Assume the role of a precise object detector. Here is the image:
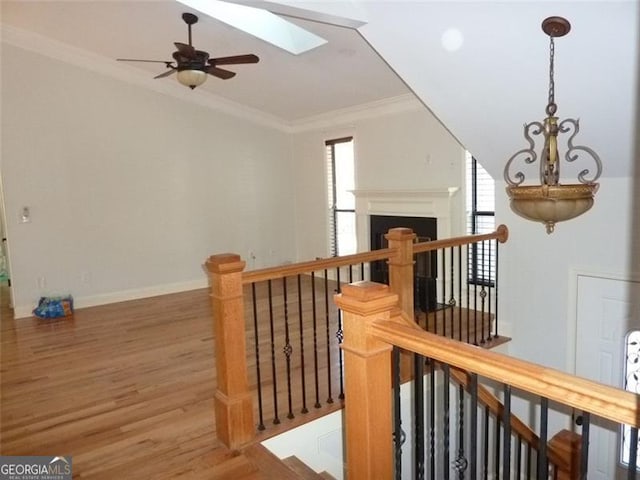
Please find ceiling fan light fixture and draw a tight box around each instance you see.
[177,69,207,89]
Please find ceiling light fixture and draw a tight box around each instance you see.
[504,16,602,234]
[177,68,207,89]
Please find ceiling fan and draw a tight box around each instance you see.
[117,12,259,89]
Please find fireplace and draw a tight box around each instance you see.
[369,215,438,311]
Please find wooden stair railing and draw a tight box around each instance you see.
[336,281,640,479]
[394,308,575,476]
[207,226,509,449]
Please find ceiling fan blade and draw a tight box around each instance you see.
[206,66,236,80]
[174,42,196,59]
[117,58,172,63]
[209,54,259,66]
[154,68,177,79]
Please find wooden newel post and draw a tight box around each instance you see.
[335,281,398,480]
[385,227,416,319]
[206,253,254,449]
[386,227,416,382]
[548,429,582,480]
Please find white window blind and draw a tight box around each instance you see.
[466,152,496,285]
[326,137,355,257]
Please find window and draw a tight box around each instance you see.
[621,330,640,468]
[466,152,495,285]
[326,137,356,256]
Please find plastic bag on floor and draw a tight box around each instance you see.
[33,295,74,318]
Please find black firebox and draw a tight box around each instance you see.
[369,215,438,312]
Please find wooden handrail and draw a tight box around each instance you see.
[242,224,508,285]
[371,320,640,428]
[413,224,508,254]
[242,248,396,284]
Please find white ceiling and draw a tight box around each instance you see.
[2,1,638,179]
[0,0,410,122]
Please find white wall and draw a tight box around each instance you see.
[1,45,296,317]
[291,106,465,262]
[497,176,636,371]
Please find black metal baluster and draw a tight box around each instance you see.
[282,277,294,419]
[430,359,436,480]
[458,245,463,342]
[311,272,321,409]
[267,280,280,424]
[494,416,501,479]
[393,347,403,480]
[443,363,451,480]
[466,244,471,344]
[516,437,522,480]
[628,426,638,480]
[360,262,365,281]
[494,240,500,338]
[480,241,487,344]
[502,385,512,479]
[454,383,467,479]
[487,240,493,342]
[470,373,478,479]
[335,267,344,400]
[579,411,590,480]
[473,260,479,345]
[483,406,490,480]
[537,397,549,480]
[441,249,446,337]
[251,283,265,430]
[415,353,425,480]
[448,246,455,339]
[296,275,308,414]
[324,270,333,404]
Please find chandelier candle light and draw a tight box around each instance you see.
[504,16,602,234]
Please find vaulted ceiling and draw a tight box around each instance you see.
[2,1,638,179]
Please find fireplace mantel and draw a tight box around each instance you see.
[352,187,460,251]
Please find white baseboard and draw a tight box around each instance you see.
[12,278,209,319]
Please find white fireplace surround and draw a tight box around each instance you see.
[352,187,460,252]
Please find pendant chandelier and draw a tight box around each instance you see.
[504,16,602,234]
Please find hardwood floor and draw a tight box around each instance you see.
[0,278,504,478]
[0,284,332,479]
[1,286,216,478]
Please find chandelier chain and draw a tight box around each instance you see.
[547,36,556,113]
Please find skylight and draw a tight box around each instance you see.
[176,0,327,55]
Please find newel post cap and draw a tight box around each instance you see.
[384,227,416,242]
[335,281,398,315]
[206,253,246,274]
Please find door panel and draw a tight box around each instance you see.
[575,274,640,479]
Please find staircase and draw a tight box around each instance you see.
[212,441,335,479]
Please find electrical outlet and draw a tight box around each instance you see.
[36,276,46,289]
[80,271,91,284]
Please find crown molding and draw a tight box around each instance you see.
[1,24,289,132]
[1,24,424,135]
[286,93,423,133]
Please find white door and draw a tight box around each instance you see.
[575,274,640,479]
